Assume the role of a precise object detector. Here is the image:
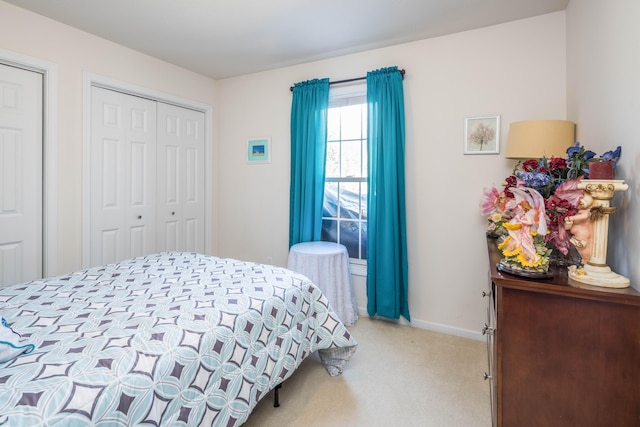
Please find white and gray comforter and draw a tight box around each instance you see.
[0,252,357,426]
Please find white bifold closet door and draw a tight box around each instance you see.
[0,63,43,287]
[90,86,157,266]
[90,86,204,267]
[156,102,205,253]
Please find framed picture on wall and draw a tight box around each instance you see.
[247,137,271,163]
[464,115,500,154]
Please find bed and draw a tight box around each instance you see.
[0,252,357,426]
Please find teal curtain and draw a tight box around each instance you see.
[289,78,330,247]
[366,66,410,321]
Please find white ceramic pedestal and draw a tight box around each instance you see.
[567,179,630,288]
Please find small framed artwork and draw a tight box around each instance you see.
[464,115,500,154]
[247,137,271,163]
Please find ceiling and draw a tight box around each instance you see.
[6,0,570,80]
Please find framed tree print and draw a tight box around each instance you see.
[464,115,500,154]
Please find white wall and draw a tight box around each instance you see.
[0,0,575,339]
[0,1,219,274]
[566,0,640,291]
[217,12,567,338]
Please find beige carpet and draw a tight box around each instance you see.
[243,317,492,427]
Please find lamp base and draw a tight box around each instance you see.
[568,264,630,288]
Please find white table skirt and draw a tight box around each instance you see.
[287,241,358,326]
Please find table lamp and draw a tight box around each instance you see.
[506,120,576,159]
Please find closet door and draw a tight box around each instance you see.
[0,64,42,286]
[90,86,157,266]
[156,103,205,253]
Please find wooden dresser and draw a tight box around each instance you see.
[484,237,640,427]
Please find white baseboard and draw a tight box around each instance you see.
[356,308,485,342]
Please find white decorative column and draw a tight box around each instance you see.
[568,179,630,288]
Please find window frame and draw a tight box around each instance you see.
[323,83,368,273]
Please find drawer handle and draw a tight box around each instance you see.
[483,372,493,380]
[482,323,494,336]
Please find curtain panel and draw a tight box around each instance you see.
[289,78,330,247]
[366,66,410,321]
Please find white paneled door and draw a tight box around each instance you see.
[0,63,43,287]
[90,86,157,266]
[157,103,205,253]
[89,86,205,267]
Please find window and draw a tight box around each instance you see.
[321,85,367,261]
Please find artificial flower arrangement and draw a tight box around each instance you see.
[481,142,621,274]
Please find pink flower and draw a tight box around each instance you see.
[480,187,501,215]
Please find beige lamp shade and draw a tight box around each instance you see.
[506,120,575,159]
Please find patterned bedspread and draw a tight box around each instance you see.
[0,252,357,426]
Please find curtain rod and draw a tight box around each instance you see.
[289,69,405,92]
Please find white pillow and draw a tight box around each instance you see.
[0,317,35,364]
